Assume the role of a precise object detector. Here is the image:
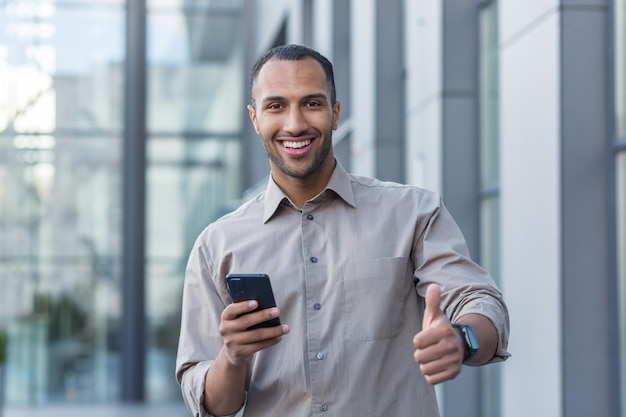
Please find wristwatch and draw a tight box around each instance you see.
[452,323,479,363]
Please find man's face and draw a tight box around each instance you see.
[248,57,340,181]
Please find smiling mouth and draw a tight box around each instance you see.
[282,139,312,149]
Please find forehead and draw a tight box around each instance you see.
[253,57,330,100]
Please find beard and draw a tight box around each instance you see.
[263,130,333,179]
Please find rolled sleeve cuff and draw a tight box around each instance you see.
[454,302,511,363]
[180,361,247,417]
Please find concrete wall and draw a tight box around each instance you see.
[499,3,562,416]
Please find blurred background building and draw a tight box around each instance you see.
[0,0,624,416]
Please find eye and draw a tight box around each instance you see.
[267,103,283,110]
[305,101,322,107]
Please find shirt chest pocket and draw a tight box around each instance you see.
[343,257,411,340]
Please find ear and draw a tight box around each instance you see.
[332,100,341,130]
[247,104,260,135]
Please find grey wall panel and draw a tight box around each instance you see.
[560,4,618,416]
[374,0,405,183]
[441,1,481,415]
[122,0,147,401]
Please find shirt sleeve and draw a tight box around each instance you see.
[175,232,246,416]
[413,193,511,362]
[178,360,247,417]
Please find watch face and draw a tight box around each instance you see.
[465,326,479,351]
[453,323,479,362]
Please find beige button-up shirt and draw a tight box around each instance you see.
[176,161,510,417]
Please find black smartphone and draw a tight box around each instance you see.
[225,273,281,329]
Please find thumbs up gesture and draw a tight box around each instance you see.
[413,284,464,385]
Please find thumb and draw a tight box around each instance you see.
[422,284,443,328]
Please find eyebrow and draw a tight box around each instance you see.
[261,93,329,104]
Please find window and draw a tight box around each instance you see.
[0,0,125,403]
[144,0,245,402]
[478,1,501,416]
[0,0,246,405]
[479,0,500,281]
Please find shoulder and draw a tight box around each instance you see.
[348,173,440,206]
[198,191,266,240]
[217,191,265,222]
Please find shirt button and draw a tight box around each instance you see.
[310,256,318,263]
[320,403,328,412]
[313,303,322,310]
[316,352,325,360]
[307,214,314,220]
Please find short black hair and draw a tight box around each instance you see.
[249,44,336,107]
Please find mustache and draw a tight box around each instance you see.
[275,132,316,140]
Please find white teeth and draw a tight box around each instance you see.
[283,140,311,149]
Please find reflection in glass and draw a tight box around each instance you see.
[145,2,245,402]
[478,2,501,417]
[479,1,499,191]
[480,196,501,284]
[0,1,124,405]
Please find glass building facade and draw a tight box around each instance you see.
[0,0,126,404]
[144,0,244,402]
[0,0,244,406]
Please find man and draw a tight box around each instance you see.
[176,44,510,417]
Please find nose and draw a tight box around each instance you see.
[284,107,308,135]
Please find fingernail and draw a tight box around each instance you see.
[248,300,257,308]
[270,307,279,317]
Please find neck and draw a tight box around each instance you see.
[272,158,336,209]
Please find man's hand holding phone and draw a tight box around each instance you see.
[221,273,290,366]
[219,300,289,366]
[204,277,289,417]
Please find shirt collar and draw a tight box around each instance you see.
[262,159,357,223]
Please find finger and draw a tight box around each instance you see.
[220,317,289,364]
[422,284,443,328]
[417,350,462,385]
[413,317,457,354]
[221,320,288,348]
[237,307,282,331]
[222,300,258,321]
[220,305,288,340]
[414,341,463,370]
[421,364,462,385]
[222,332,285,365]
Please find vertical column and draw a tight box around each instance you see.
[439,1,481,416]
[349,0,405,181]
[350,0,376,176]
[122,0,146,402]
[330,0,352,170]
[499,3,561,416]
[560,2,617,416]
[404,0,443,192]
[374,0,405,182]
[441,0,480,251]
[241,0,267,191]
